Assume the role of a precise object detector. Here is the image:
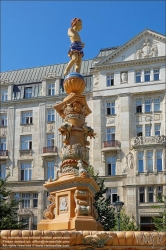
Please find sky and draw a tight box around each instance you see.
[1,0,166,72]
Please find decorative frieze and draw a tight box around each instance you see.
[131,135,166,147]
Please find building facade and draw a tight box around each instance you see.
[0,29,166,230]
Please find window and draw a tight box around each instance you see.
[24,87,32,98]
[0,114,7,126]
[47,109,55,122]
[0,138,6,150]
[21,135,32,150]
[107,75,114,86]
[33,193,38,207]
[157,186,163,200]
[138,152,144,173]
[155,124,161,136]
[145,99,151,112]
[47,161,54,179]
[21,163,32,181]
[21,111,33,124]
[154,69,159,81]
[154,98,160,111]
[107,188,117,204]
[139,187,145,203]
[48,83,55,96]
[136,125,142,136]
[135,71,141,83]
[47,133,54,147]
[107,156,116,176]
[145,125,151,137]
[148,187,154,202]
[0,164,6,179]
[22,193,30,208]
[106,127,115,141]
[157,150,162,172]
[136,100,142,113]
[14,193,20,200]
[1,89,8,101]
[144,70,150,82]
[147,151,153,172]
[107,102,115,115]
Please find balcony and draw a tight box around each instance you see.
[42,146,57,157]
[0,150,8,159]
[102,140,120,152]
[131,135,166,149]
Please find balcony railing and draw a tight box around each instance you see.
[103,140,120,148]
[0,150,8,156]
[43,146,57,154]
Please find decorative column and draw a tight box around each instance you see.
[145,186,148,203]
[38,73,102,231]
[144,149,147,174]
[38,191,45,222]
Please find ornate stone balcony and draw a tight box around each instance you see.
[0,150,8,159]
[131,135,166,148]
[102,140,121,152]
[42,146,57,157]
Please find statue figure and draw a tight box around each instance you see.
[77,159,87,178]
[58,121,72,145]
[64,18,84,75]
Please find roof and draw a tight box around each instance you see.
[0,59,95,85]
[95,46,119,58]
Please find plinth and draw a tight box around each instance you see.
[38,73,102,231]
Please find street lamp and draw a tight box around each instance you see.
[113,196,124,231]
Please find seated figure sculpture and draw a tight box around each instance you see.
[64,18,84,75]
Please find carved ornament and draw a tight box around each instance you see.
[83,232,114,248]
[136,38,158,59]
[131,135,166,147]
[43,195,55,219]
[123,152,134,172]
[59,144,89,162]
[59,196,68,213]
[74,189,90,216]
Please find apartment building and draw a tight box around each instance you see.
[0,29,165,230]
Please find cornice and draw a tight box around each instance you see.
[93,56,166,71]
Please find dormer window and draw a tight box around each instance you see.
[24,87,32,98]
[48,83,55,96]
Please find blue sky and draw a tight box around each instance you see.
[1,1,166,72]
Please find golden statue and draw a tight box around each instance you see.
[64,18,85,75]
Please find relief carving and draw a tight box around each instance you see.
[131,135,166,147]
[58,121,73,145]
[106,118,115,124]
[60,143,89,162]
[124,152,134,172]
[43,195,55,219]
[83,233,114,248]
[121,72,128,83]
[46,123,54,131]
[0,128,7,136]
[82,123,96,146]
[59,196,68,214]
[74,190,90,216]
[78,159,88,178]
[136,37,158,59]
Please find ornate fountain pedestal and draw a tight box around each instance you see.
[38,73,102,231]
